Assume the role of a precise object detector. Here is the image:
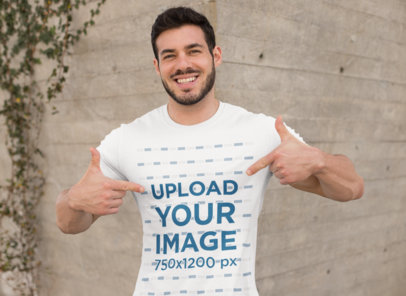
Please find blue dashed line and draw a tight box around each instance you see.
[144,248,151,252]
[197,173,205,176]
[137,163,144,166]
[243,272,252,277]
[141,191,148,195]
[161,147,168,151]
[244,156,254,160]
[177,147,186,151]
[234,171,243,175]
[170,161,177,165]
[173,276,179,280]
[163,175,170,179]
[153,162,161,165]
[224,157,232,161]
[179,174,187,178]
[214,144,223,148]
[243,243,251,247]
[144,220,151,224]
[234,200,242,203]
[158,276,164,280]
[144,148,152,151]
[197,291,205,294]
[205,159,214,163]
[147,176,154,180]
[215,289,223,293]
[180,291,187,294]
[206,275,214,279]
[189,275,197,279]
[234,288,242,292]
[164,292,171,295]
[142,278,149,282]
[243,214,252,217]
[234,142,243,146]
[224,273,232,277]
[196,146,204,150]
[215,172,223,176]
[187,160,195,164]
[244,185,253,189]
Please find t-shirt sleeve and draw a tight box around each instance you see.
[96,125,127,181]
[286,124,305,144]
[261,114,305,145]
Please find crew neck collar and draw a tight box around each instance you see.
[161,101,225,129]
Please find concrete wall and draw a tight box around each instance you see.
[1,0,405,295]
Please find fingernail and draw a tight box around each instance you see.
[246,169,252,176]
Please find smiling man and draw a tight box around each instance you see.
[56,6,364,296]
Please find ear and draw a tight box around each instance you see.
[212,46,222,67]
[153,58,160,75]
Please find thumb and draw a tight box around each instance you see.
[89,147,101,170]
[275,116,291,142]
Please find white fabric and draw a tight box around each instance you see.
[97,102,303,296]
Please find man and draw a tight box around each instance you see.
[56,6,364,296]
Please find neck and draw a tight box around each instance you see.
[167,94,219,126]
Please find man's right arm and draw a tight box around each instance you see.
[55,148,144,234]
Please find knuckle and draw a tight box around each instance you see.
[100,192,111,200]
[102,181,111,190]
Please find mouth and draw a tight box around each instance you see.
[173,74,199,90]
[176,76,197,84]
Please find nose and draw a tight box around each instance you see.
[175,52,191,71]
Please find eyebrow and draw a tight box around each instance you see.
[159,43,205,56]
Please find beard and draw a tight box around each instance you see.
[161,61,216,106]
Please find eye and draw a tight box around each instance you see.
[189,49,201,54]
[162,54,175,60]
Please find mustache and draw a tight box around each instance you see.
[170,68,200,79]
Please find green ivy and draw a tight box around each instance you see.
[0,0,106,294]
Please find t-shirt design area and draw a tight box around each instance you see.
[98,102,302,296]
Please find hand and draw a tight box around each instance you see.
[67,148,144,216]
[246,116,324,185]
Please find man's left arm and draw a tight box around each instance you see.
[246,116,364,202]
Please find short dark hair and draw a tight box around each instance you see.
[151,7,216,60]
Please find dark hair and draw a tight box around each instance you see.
[151,7,216,60]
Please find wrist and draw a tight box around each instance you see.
[312,147,327,176]
[66,186,84,213]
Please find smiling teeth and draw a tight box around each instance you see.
[177,77,196,84]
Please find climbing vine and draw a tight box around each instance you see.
[0,0,105,294]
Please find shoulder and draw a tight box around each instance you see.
[222,102,304,142]
[222,102,276,127]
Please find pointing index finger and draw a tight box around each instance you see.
[246,151,276,176]
[113,180,145,193]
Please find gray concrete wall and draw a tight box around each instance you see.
[1,0,405,295]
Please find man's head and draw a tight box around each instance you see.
[151,7,216,60]
[151,7,222,106]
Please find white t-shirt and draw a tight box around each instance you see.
[97,102,302,296]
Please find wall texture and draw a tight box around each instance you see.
[1,0,405,295]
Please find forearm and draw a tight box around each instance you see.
[313,152,364,201]
[56,189,98,234]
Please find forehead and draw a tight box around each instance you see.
[155,25,207,53]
